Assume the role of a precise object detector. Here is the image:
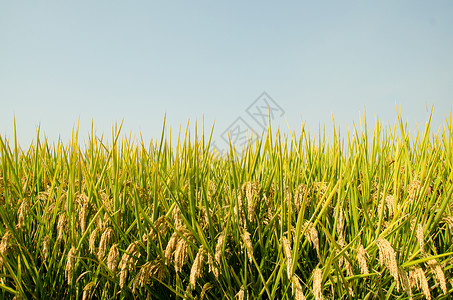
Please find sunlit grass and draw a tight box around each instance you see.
[0,111,452,299]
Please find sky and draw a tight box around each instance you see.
[1,1,452,151]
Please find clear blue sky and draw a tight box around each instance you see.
[1,1,452,149]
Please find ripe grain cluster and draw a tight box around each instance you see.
[0,114,452,299]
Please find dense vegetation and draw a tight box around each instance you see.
[0,114,452,299]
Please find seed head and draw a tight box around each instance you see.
[57,214,67,243]
[303,221,319,256]
[282,237,293,278]
[82,282,94,300]
[107,243,119,273]
[242,230,253,264]
[174,236,189,273]
[17,200,29,229]
[292,276,307,300]
[89,228,98,254]
[416,224,425,254]
[313,267,324,300]
[357,244,369,275]
[165,232,179,265]
[65,247,77,285]
[427,259,447,294]
[97,227,114,261]
[190,245,206,288]
[376,238,399,290]
[409,266,431,300]
[42,236,50,261]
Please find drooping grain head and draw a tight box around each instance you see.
[292,276,307,300]
[174,236,189,273]
[304,221,319,256]
[17,200,29,229]
[427,259,447,294]
[313,267,323,300]
[190,245,206,288]
[0,231,12,268]
[376,238,399,291]
[57,214,67,243]
[357,244,369,275]
[242,230,253,264]
[282,236,293,278]
[42,235,50,261]
[82,282,94,300]
[107,243,119,273]
[97,227,114,261]
[164,232,179,265]
[65,247,77,285]
[409,266,431,300]
[398,267,413,300]
[133,262,153,293]
[416,224,425,254]
[89,228,98,254]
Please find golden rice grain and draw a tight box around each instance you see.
[133,262,153,292]
[17,200,29,229]
[282,236,293,278]
[357,244,369,275]
[304,221,319,256]
[42,235,50,261]
[409,266,431,300]
[65,247,76,285]
[416,224,425,254]
[313,267,323,300]
[107,243,119,273]
[164,232,179,265]
[242,230,253,264]
[89,228,98,254]
[97,227,114,261]
[57,214,66,243]
[174,236,189,273]
[376,238,399,290]
[0,231,12,268]
[292,276,307,300]
[82,282,94,300]
[427,259,447,294]
[190,245,206,288]
[119,242,140,289]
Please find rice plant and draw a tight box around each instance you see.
[0,111,452,299]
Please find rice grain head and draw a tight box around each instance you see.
[164,232,179,265]
[313,267,324,300]
[409,266,431,300]
[304,221,319,256]
[107,243,119,273]
[357,244,369,275]
[242,230,253,264]
[376,238,399,291]
[89,228,98,254]
[0,231,12,268]
[97,227,114,261]
[190,245,206,288]
[174,235,189,273]
[82,282,94,300]
[42,235,50,261]
[282,236,293,278]
[292,276,307,300]
[17,200,29,229]
[399,267,413,300]
[65,247,77,285]
[57,214,67,243]
[119,242,140,289]
[427,259,447,294]
[133,262,153,292]
[416,224,425,254]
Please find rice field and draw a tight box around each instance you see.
[0,113,452,299]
